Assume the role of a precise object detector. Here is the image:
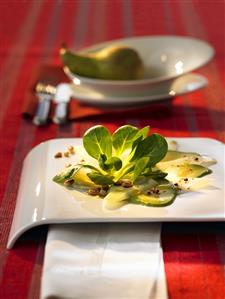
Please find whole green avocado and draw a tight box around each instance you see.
[60,44,144,80]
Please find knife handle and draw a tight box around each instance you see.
[53,102,68,124]
[33,100,51,126]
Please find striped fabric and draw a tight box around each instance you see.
[0,1,224,298]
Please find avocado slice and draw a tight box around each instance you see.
[134,177,159,192]
[159,150,216,167]
[130,185,176,207]
[104,178,176,209]
[53,166,96,187]
[103,186,130,210]
[163,163,212,178]
[160,150,201,162]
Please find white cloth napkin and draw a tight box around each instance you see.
[41,223,168,299]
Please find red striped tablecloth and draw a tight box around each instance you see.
[0,1,224,298]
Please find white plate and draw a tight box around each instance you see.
[7,138,224,249]
[65,35,214,97]
[69,73,207,107]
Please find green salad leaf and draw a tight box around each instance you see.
[132,126,150,143]
[131,133,168,166]
[98,154,122,171]
[87,173,114,185]
[83,125,112,159]
[82,125,168,185]
[133,157,150,182]
[105,156,123,171]
[112,125,138,155]
[112,125,150,156]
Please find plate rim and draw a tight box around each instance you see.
[68,73,207,107]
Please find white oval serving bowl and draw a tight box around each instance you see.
[64,35,214,97]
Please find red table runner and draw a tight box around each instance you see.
[0,1,224,299]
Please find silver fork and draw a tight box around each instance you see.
[33,83,56,126]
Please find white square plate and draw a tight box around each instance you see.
[7,138,225,248]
